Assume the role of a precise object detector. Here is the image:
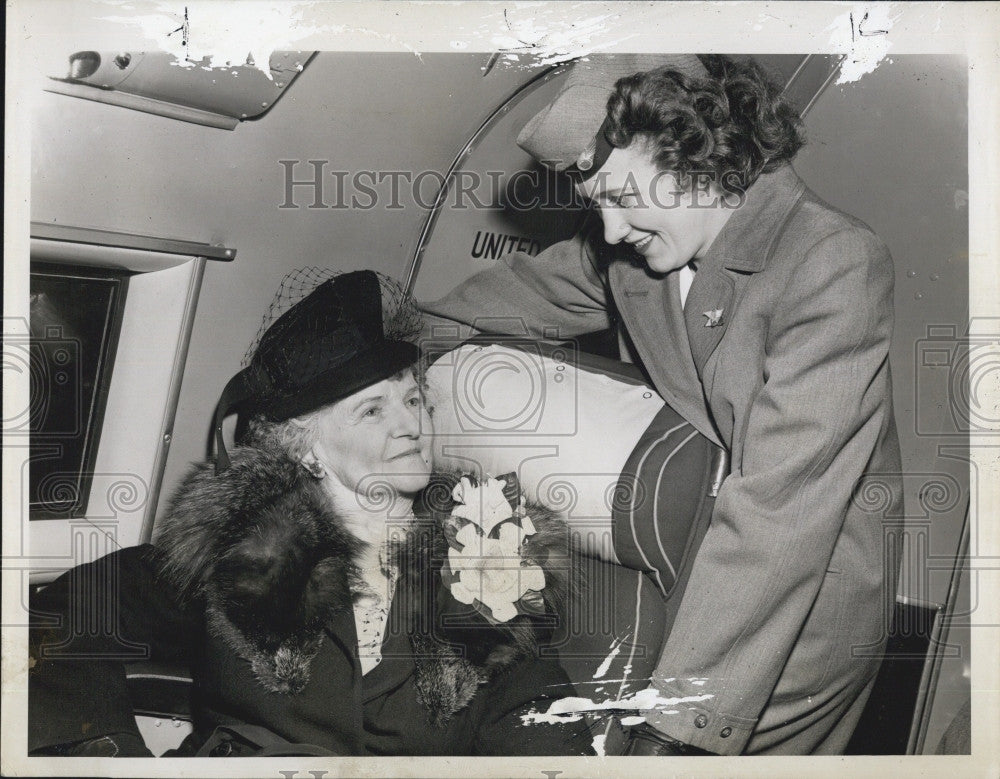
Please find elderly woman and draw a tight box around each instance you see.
[423,54,902,755]
[29,270,593,757]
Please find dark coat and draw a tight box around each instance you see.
[29,448,593,756]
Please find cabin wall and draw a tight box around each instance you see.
[30,52,537,517]
[794,54,969,752]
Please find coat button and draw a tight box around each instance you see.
[210,739,234,757]
[694,714,708,728]
[720,727,732,738]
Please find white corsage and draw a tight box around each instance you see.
[442,474,546,623]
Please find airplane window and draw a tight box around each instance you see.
[29,264,128,518]
[25,224,232,581]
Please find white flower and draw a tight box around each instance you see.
[447,517,545,623]
[451,476,515,537]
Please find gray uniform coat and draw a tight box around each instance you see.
[422,164,903,754]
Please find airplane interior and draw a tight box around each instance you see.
[16,42,974,760]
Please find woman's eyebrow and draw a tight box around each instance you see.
[349,394,385,412]
[593,183,633,202]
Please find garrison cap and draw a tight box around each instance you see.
[516,54,708,177]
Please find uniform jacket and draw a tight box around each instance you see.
[422,164,904,754]
[29,448,593,757]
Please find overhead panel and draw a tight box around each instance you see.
[46,50,316,129]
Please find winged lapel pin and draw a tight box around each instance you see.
[702,309,724,328]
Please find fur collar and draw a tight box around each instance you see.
[154,447,572,726]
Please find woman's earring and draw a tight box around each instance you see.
[301,455,325,480]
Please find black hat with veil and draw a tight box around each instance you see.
[212,269,422,473]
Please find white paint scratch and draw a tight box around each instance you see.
[574,676,648,686]
[520,687,714,725]
[593,636,626,679]
[91,2,653,75]
[492,10,618,65]
[97,1,427,77]
[828,4,902,84]
[472,4,639,68]
[100,1,326,76]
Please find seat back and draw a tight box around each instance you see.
[424,339,723,752]
[845,597,945,755]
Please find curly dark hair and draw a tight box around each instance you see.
[604,55,805,189]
